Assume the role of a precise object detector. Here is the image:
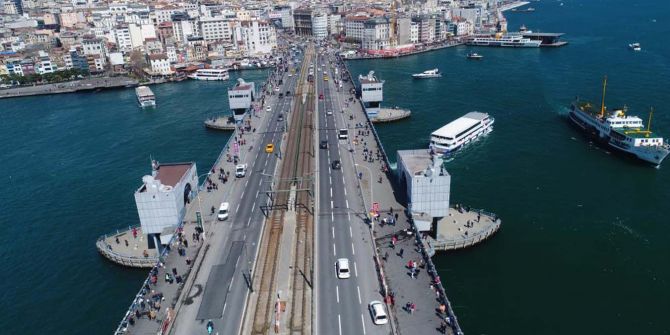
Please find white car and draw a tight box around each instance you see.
[335,258,350,279]
[266,106,271,112]
[217,202,229,221]
[326,110,333,115]
[235,164,247,178]
[368,301,389,325]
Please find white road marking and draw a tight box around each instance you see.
[345,199,349,208]
[331,212,334,221]
[247,217,251,227]
[352,243,355,255]
[344,187,347,196]
[236,203,240,212]
[361,314,367,335]
[332,227,335,239]
[329,176,332,185]
[354,262,358,277]
[241,190,245,198]
[357,286,362,304]
[222,302,227,315]
[333,243,336,256]
[349,226,353,238]
[330,187,333,197]
[235,255,240,268]
[336,285,340,303]
[338,314,342,335]
[229,276,235,290]
[331,200,334,208]
[245,180,248,187]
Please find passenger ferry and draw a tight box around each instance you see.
[412,69,441,79]
[135,86,156,108]
[465,33,542,48]
[569,77,669,166]
[188,68,229,81]
[430,112,494,154]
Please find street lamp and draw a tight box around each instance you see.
[195,172,212,240]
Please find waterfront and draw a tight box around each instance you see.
[0,70,268,334]
[347,0,670,333]
[0,0,669,334]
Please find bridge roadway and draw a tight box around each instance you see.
[168,49,303,335]
[314,50,392,335]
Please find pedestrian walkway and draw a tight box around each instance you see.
[334,58,461,334]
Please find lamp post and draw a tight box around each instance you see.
[195,172,212,240]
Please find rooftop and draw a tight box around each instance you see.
[398,149,449,177]
[431,112,489,138]
[154,162,193,187]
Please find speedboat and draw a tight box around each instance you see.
[629,43,641,51]
[467,52,483,60]
[412,68,441,79]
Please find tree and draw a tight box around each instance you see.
[129,50,147,78]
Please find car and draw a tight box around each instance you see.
[278,93,283,98]
[275,86,280,92]
[319,94,324,100]
[323,71,327,75]
[286,91,290,96]
[217,202,229,221]
[235,164,247,178]
[335,258,351,279]
[368,301,388,325]
[331,160,341,170]
[338,129,348,140]
[320,140,328,149]
[266,106,271,112]
[288,73,293,77]
[265,144,274,153]
[326,110,333,115]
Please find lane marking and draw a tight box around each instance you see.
[336,285,340,303]
[357,286,362,304]
[352,243,355,255]
[247,217,251,227]
[343,187,347,196]
[333,243,336,256]
[236,203,240,212]
[235,255,240,268]
[222,302,227,315]
[330,187,333,197]
[354,262,358,277]
[331,212,334,221]
[332,227,335,239]
[252,202,256,212]
[338,314,342,335]
[345,199,349,208]
[349,226,353,238]
[361,314,367,335]
[331,200,334,208]
[241,190,245,198]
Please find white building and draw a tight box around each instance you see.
[344,15,368,42]
[329,14,342,36]
[397,149,451,230]
[113,26,132,51]
[148,53,172,75]
[362,17,390,50]
[233,19,277,56]
[311,12,328,40]
[82,37,107,66]
[200,16,233,42]
[134,162,198,244]
[36,51,57,74]
[358,71,383,117]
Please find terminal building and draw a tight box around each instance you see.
[228,78,256,122]
[397,149,450,232]
[358,71,383,117]
[134,161,198,249]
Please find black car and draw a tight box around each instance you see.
[320,140,328,149]
[286,90,291,96]
[331,160,341,170]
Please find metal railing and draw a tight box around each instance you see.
[431,218,501,251]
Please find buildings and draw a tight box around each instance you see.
[362,17,390,50]
[293,7,313,36]
[312,12,328,40]
[233,19,276,56]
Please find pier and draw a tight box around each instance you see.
[204,116,237,131]
[371,107,411,123]
[0,76,138,99]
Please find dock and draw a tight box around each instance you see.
[370,107,411,123]
[0,76,138,99]
[204,115,237,130]
[96,225,158,268]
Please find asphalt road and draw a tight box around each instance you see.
[170,50,303,335]
[314,50,391,335]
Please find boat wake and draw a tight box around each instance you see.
[611,218,648,244]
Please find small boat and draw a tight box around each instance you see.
[629,43,641,51]
[412,68,441,79]
[467,52,484,60]
[136,86,156,108]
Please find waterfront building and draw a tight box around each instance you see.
[410,21,419,44]
[397,149,451,230]
[112,26,133,52]
[233,19,277,56]
[81,37,107,67]
[344,15,369,42]
[63,47,89,72]
[228,78,256,122]
[36,50,57,74]
[358,71,383,118]
[134,161,198,250]
[362,16,390,51]
[397,17,412,45]
[172,13,200,44]
[148,53,172,75]
[200,16,233,42]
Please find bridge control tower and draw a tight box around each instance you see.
[358,71,384,118]
[228,78,256,122]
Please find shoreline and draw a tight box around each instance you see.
[343,40,462,61]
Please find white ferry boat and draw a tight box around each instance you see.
[629,43,641,51]
[466,33,542,48]
[188,68,229,81]
[569,78,669,166]
[412,69,441,79]
[135,86,156,108]
[430,112,494,154]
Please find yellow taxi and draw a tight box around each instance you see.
[265,144,274,153]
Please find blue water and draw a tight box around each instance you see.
[0,70,268,334]
[346,0,670,333]
[1,0,669,333]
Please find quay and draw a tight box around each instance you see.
[343,40,462,60]
[499,1,530,12]
[0,76,138,99]
[204,115,236,131]
[96,225,158,268]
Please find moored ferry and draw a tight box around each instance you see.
[430,112,494,154]
[569,77,669,166]
[135,86,156,108]
[465,33,542,48]
[188,68,229,81]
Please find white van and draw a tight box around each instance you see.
[368,301,388,325]
[338,129,348,140]
[335,258,350,279]
[217,202,229,221]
